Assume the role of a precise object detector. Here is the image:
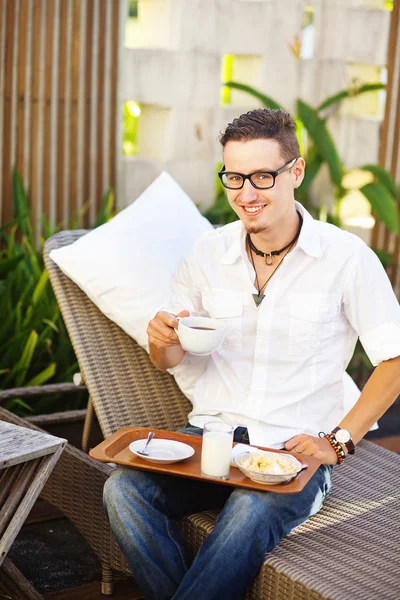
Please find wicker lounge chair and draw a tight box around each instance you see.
[2,229,400,599]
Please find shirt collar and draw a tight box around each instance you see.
[220,202,322,265]
[295,202,322,259]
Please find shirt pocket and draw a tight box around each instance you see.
[288,293,339,356]
[202,288,243,352]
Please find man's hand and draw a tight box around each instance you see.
[284,434,339,465]
[147,310,189,349]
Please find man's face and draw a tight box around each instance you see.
[222,138,304,235]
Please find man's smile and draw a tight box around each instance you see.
[240,204,267,215]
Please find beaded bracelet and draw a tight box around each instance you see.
[318,431,346,465]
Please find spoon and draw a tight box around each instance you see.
[137,431,155,456]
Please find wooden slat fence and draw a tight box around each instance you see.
[0,0,125,243]
[372,0,400,299]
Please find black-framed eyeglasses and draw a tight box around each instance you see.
[218,157,298,190]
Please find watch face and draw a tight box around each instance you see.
[335,429,351,444]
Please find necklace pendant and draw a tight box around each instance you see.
[252,293,265,307]
[265,253,273,266]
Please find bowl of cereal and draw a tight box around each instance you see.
[233,450,304,484]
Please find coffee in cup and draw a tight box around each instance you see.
[176,316,225,355]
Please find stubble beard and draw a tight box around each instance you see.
[244,217,269,235]
[245,224,266,234]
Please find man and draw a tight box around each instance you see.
[104,109,400,600]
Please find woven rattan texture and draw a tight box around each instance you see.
[43,231,191,439]
[180,441,400,600]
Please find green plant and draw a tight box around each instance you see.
[0,170,115,416]
[207,80,399,240]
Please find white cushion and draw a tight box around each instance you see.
[49,171,213,351]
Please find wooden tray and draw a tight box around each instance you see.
[89,427,322,494]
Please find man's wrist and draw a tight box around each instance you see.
[331,427,355,455]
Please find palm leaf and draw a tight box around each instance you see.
[360,182,398,234]
[360,165,399,200]
[297,99,343,188]
[300,152,323,195]
[223,82,284,111]
[317,83,386,113]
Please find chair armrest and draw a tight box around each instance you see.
[0,383,87,403]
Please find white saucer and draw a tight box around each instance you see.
[129,439,195,464]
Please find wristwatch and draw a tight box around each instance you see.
[332,427,355,455]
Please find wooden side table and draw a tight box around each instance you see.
[0,421,66,600]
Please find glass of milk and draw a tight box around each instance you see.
[201,422,234,480]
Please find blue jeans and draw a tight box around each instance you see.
[103,426,332,600]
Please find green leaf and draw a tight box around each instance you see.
[7,224,18,255]
[4,397,33,414]
[42,318,59,333]
[300,152,323,195]
[297,99,343,188]
[360,164,399,200]
[96,188,116,227]
[14,330,38,387]
[317,83,386,113]
[15,302,22,330]
[295,119,306,156]
[0,254,24,278]
[32,270,49,306]
[25,363,56,387]
[360,182,399,234]
[223,82,284,111]
[13,169,32,237]
[22,236,41,279]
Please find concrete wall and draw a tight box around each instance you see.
[121,0,391,217]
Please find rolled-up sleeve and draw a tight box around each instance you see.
[343,242,400,366]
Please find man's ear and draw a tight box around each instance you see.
[294,157,306,187]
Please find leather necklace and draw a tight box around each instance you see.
[247,210,303,266]
[248,211,303,307]
[249,243,294,307]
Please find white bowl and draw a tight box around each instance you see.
[233,451,303,485]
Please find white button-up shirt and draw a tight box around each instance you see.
[168,203,400,448]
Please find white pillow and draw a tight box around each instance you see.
[49,171,213,351]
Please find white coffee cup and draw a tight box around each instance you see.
[176,316,225,355]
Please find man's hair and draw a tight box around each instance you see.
[219,108,300,163]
